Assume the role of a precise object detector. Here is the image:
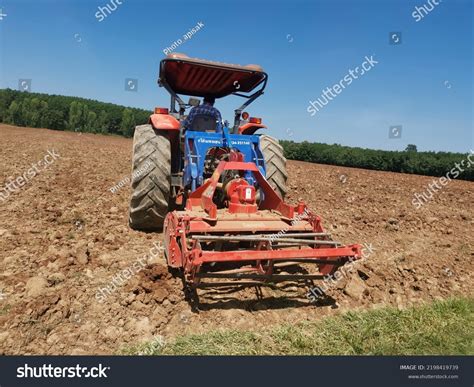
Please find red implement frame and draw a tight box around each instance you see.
[163,161,362,288]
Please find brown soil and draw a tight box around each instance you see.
[0,124,472,354]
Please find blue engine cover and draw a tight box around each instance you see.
[184,127,266,191]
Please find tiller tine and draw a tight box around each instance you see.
[163,161,362,288]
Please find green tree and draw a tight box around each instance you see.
[41,109,65,130]
[38,100,50,127]
[81,104,89,131]
[20,98,32,126]
[120,108,135,137]
[29,98,43,127]
[0,89,17,122]
[97,110,109,134]
[5,100,22,125]
[68,101,83,131]
[85,111,97,132]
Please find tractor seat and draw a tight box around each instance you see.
[189,114,218,132]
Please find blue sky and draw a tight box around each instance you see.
[0,0,472,152]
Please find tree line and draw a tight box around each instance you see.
[281,140,474,181]
[1,88,472,180]
[0,89,150,137]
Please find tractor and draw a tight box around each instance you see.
[129,53,361,294]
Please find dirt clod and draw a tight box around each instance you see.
[25,277,49,298]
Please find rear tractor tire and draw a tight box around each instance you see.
[259,135,288,199]
[129,124,171,231]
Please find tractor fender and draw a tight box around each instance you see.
[149,113,180,131]
[238,123,267,135]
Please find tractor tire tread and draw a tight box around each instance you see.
[129,124,171,231]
